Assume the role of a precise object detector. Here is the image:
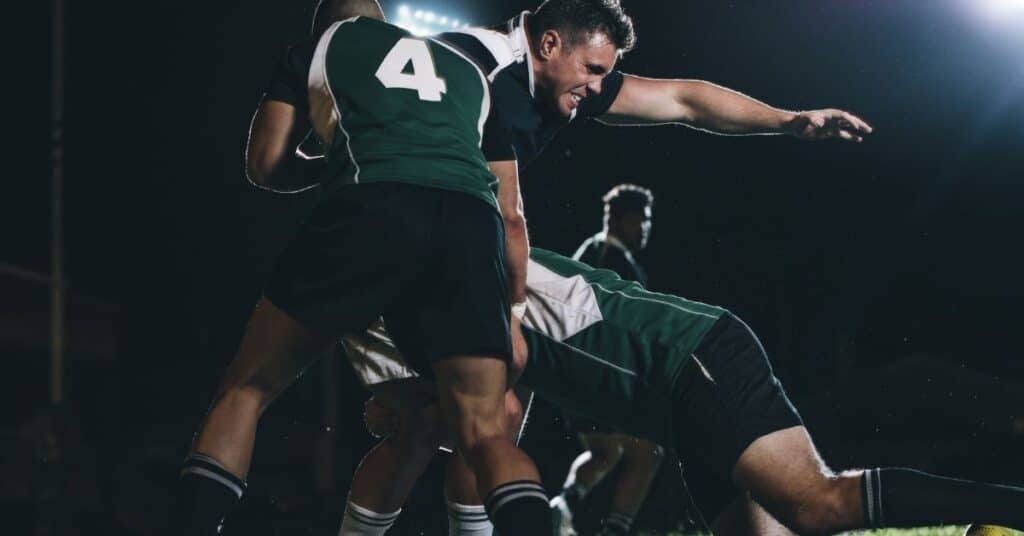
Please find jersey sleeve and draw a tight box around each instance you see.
[262,40,315,110]
[576,70,625,118]
[481,102,517,162]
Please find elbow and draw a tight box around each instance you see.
[245,152,275,188]
[502,211,527,233]
[246,168,268,188]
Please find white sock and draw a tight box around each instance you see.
[338,500,400,536]
[446,501,493,536]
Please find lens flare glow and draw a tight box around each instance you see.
[393,6,470,36]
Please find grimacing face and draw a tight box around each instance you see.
[534,30,619,117]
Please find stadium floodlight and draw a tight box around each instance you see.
[393,5,471,36]
[980,0,1024,17]
[966,0,1024,24]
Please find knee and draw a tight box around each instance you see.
[587,439,625,466]
[399,404,448,451]
[775,479,855,536]
[448,406,508,453]
[392,428,441,464]
[213,384,269,416]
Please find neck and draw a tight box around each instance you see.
[602,229,633,253]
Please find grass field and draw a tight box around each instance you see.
[645,528,1024,536]
[643,528,968,536]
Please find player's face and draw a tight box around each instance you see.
[618,206,652,251]
[535,31,619,117]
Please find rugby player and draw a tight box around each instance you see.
[258,1,872,192]
[177,1,550,534]
[339,248,1024,535]
[434,0,872,171]
[551,183,663,536]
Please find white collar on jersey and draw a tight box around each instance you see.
[508,11,536,98]
[449,11,535,97]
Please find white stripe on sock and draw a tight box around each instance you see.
[446,501,493,536]
[339,500,400,536]
[488,489,548,514]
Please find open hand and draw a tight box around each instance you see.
[786,109,873,142]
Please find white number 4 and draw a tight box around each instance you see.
[375,38,447,102]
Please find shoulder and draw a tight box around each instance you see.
[572,236,600,262]
[437,20,525,81]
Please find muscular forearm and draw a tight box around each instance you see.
[605,74,871,141]
[504,216,529,305]
[677,80,795,135]
[490,159,529,305]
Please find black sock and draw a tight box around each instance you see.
[178,453,247,535]
[862,468,1024,530]
[484,480,552,535]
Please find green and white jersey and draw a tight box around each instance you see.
[309,17,498,208]
[519,248,725,443]
[340,248,726,444]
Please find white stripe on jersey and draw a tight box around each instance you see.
[520,258,604,342]
[308,17,362,182]
[428,38,491,145]
[445,11,534,91]
[341,319,419,386]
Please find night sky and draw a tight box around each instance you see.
[7,0,1024,530]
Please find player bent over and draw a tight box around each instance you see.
[341,248,1024,535]
[176,2,550,534]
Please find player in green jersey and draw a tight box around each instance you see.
[178,1,549,534]
[338,248,1024,535]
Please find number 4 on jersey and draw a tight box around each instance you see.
[375,38,447,102]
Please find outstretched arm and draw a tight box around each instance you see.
[600,74,873,142]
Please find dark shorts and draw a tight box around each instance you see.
[671,312,803,524]
[264,182,512,368]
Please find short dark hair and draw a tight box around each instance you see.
[529,0,636,54]
[603,183,653,222]
[312,0,384,36]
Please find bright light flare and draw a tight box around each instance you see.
[970,0,1024,24]
[393,5,471,35]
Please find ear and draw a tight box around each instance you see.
[537,29,562,60]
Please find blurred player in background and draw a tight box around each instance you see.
[550,184,663,536]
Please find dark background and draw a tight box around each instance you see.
[5,0,1024,533]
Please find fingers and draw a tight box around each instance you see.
[812,109,870,142]
[837,129,862,143]
[840,110,873,134]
